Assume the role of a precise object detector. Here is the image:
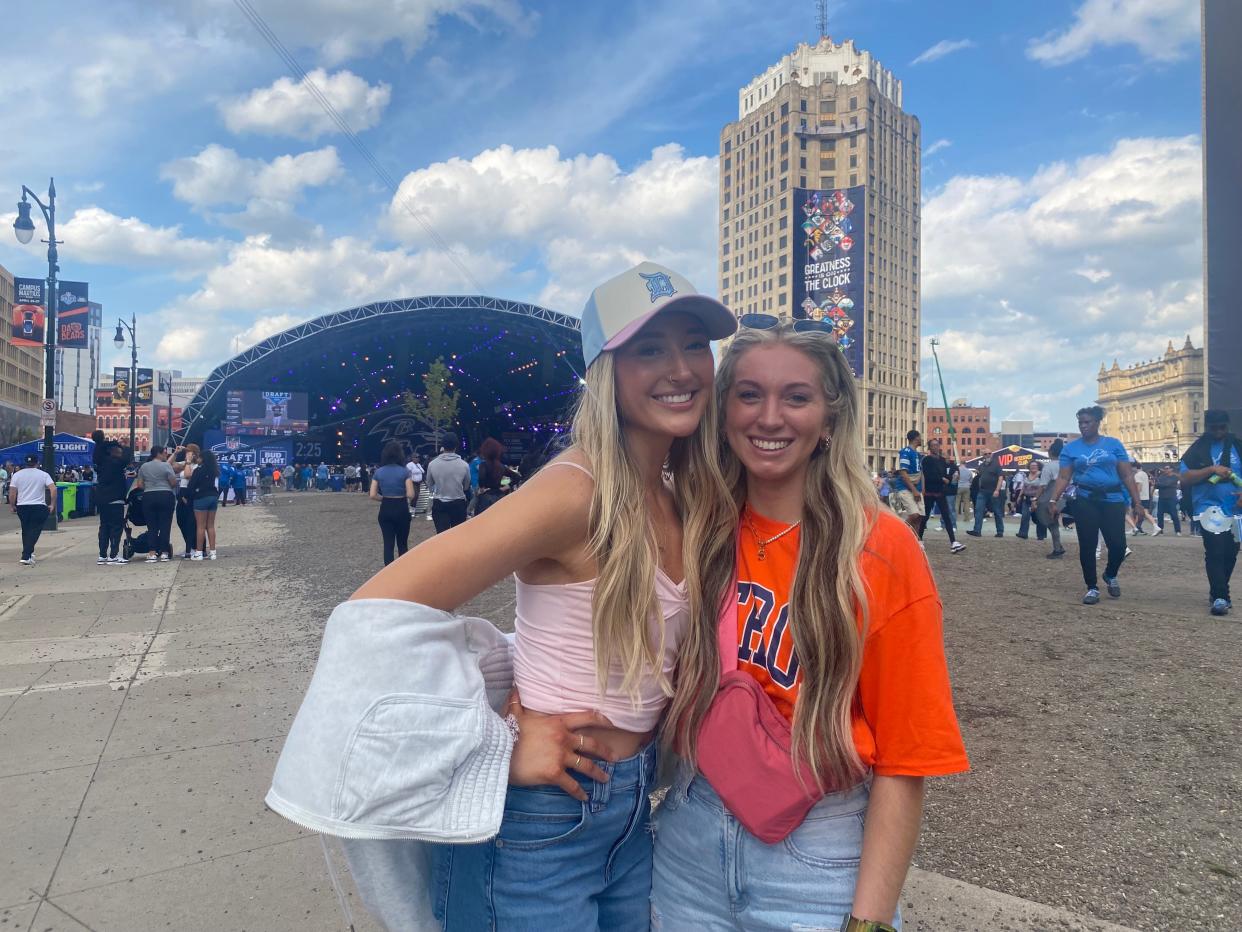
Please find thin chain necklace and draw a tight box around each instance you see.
[743,507,800,561]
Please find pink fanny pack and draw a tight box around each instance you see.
[695,578,828,843]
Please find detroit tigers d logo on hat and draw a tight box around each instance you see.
[578,261,737,369]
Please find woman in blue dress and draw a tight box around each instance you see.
[1046,405,1143,604]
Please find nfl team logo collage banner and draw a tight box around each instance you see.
[791,185,866,379]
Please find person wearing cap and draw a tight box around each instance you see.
[347,261,736,929]
[1179,409,1242,616]
[8,455,56,566]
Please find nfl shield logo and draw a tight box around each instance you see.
[639,271,676,303]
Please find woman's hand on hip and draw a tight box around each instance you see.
[505,689,617,801]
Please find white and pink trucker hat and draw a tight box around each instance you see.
[579,261,737,369]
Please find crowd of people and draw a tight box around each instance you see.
[869,408,1239,612]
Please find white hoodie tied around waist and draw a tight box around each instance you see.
[266,599,516,931]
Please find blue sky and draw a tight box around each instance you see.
[0,0,1203,430]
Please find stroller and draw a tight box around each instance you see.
[122,486,152,560]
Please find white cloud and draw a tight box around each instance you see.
[385,142,719,311]
[233,313,303,348]
[923,136,1201,299]
[58,207,222,273]
[149,234,510,372]
[220,70,391,140]
[921,136,1203,428]
[161,144,343,208]
[147,0,534,65]
[1028,0,1199,66]
[157,326,208,363]
[924,139,952,158]
[176,236,497,316]
[67,29,225,117]
[911,39,975,66]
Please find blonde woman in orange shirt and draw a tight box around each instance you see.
[658,319,969,932]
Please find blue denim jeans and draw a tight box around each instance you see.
[972,491,1004,535]
[433,741,657,931]
[651,772,898,931]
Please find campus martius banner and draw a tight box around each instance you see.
[11,277,45,348]
[791,185,866,378]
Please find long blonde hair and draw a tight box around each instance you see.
[570,351,728,698]
[667,323,878,790]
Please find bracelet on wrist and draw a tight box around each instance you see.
[841,915,897,932]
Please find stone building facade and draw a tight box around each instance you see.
[1097,336,1204,462]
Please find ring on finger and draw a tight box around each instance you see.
[573,754,581,770]
[577,734,584,750]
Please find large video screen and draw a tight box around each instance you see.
[225,390,309,436]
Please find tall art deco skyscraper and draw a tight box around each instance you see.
[719,35,925,471]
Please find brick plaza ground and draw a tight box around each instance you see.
[0,492,1235,931]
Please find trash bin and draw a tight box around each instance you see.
[329,474,345,492]
[56,482,78,521]
[75,482,94,518]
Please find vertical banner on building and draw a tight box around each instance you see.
[112,366,131,402]
[11,277,46,347]
[57,282,90,349]
[791,186,866,378]
[135,367,154,404]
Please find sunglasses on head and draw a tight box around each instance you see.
[738,313,836,334]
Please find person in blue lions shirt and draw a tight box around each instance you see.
[1047,405,1143,605]
[891,429,924,536]
[1179,409,1242,616]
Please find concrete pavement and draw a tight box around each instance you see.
[0,496,1164,930]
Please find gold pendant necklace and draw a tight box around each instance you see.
[743,509,801,561]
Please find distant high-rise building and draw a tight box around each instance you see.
[719,36,924,470]
[1000,420,1035,449]
[55,300,103,415]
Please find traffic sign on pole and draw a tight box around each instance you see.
[40,398,56,428]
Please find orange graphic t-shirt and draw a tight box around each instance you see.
[736,506,969,777]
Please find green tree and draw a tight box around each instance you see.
[403,356,460,450]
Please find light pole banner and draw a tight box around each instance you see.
[112,366,131,402]
[791,186,866,378]
[11,277,46,348]
[57,282,90,349]
[135,367,154,404]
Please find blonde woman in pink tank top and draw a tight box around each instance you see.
[352,263,736,930]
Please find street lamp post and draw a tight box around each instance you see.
[13,178,61,531]
[113,315,138,453]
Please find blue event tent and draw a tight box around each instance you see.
[0,433,94,468]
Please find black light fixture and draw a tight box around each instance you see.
[13,197,35,245]
[113,322,126,349]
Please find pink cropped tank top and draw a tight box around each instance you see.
[511,460,689,733]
